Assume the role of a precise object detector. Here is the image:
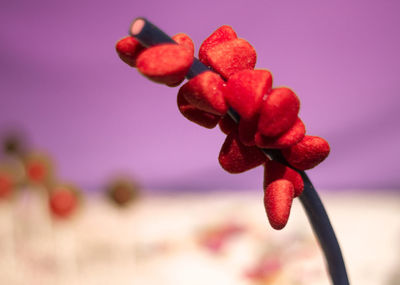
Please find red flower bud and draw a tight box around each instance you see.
[255,117,305,149]
[115,36,145,67]
[225,69,272,120]
[180,71,228,115]
[264,179,294,230]
[172,33,195,56]
[219,130,265,173]
[282,135,330,170]
[199,25,237,66]
[177,90,221,129]
[264,160,304,197]
[204,39,257,79]
[258,87,300,137]
[137,44,193,86]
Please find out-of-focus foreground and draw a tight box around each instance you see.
[0,191,399,285]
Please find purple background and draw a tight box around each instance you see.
[1,0,399,192]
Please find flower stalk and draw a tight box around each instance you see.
[128,17,349,285]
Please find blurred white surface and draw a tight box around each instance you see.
[0,191,399,285]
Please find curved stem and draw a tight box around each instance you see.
[299,172,349,284]
[129,17,349,284]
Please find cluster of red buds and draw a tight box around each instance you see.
[0,133,80,219]
[23,153,82,219]
[116,24,330,230]
[0,132,141,219]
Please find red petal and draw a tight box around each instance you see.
[225,70,272,120]
[264,160,304,197]
[218,130,266,173]
[264,179,294,230]
[238,116,259,146]
[165,33,196,87]
[258,87,300,137]
[199,25,237,66]
[115,36,145,67]
[282,136,330,170]
[205,39,257,79]
[137,44,193,85]
[177,90,221,129]
[219,115,237,135]
[255,117,305,149]
[172,33,195,56]
[180,71,228,115]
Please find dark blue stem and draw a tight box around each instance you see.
[129,17,349,285]
[299,172,349,284]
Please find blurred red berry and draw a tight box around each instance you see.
[0,171,13,199]
[49,187,78,219]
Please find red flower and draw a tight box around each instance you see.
[116,24,330,230]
